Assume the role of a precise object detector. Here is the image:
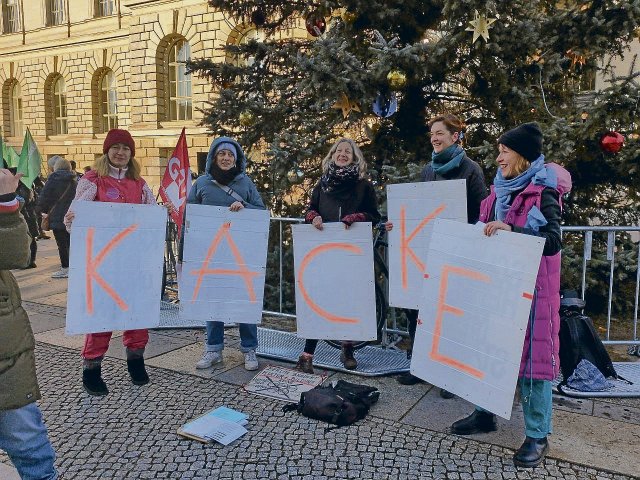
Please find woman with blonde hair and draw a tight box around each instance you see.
[451,122,567,469]
[295,138,380,373]
[64,128,156,396]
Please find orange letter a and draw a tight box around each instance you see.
[190,222,260,302]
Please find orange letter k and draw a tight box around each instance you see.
[85,224,138,315]
[399,204,446,289]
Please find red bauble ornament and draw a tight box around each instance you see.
[305,13,326,37]
[599,131,625,154]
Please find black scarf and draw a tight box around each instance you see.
[320,162,360,193]
[211,163,240,185]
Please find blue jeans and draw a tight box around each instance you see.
[476,379,552,439]
[205,321,258,353]
[0,403,58,480]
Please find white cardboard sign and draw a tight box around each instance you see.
[292,222,376,341]
[65,202,166,334]
[387,180,467,309]
[178,204,270,324]
[411,219,545,419]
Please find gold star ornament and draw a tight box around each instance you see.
[332,93,361,119]
[466,10,497,44]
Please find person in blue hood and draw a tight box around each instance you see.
[188,137,265,371]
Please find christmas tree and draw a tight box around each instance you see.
[189,1,640,314]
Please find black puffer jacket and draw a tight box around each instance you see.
[306,179,381,224]
[38,170,77,230]
[421,154,488,224]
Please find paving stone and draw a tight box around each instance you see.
[23,344,631,479]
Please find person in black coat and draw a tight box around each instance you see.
[38,158,77,278]
[295,138,381,374]
[387,114,488,388]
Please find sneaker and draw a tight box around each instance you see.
[195,351,222,369]
[295,353,314,374]
[51,267,69,278]
[244,350,259,371]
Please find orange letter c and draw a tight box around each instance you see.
[297,242,362,324]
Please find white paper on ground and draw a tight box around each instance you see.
[182,416,248,445]
[65,201,166,334]
[292,222,377,341]
[387,180,467,309]
[178,204,270,324]
[411,218,544,419]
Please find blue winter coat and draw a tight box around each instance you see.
[187,137,265,209]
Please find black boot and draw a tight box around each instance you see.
[83,366,108,396]
[127,357,150,385]
[340,343,357,370]
[396,372,424,385]
[295,353,314,374]
[439,388,455,399]
[513,436,548,468]
[451,410,497,435]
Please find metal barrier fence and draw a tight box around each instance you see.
[561,226,640,346]
[263,219,640,347]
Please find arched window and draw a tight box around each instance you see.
[234,28,266,67]
[167,39,192,121]
[99,70,118,131]
[53,76,67,135]
[1,0,21,33]
[9,81,23,137]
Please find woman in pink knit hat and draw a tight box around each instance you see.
[65,129,156,396]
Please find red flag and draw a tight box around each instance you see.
[159,128,192,237]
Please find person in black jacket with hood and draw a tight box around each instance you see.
[295,138,381,374]
[38,157,77,278]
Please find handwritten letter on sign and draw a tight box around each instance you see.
[65,202,166,334]
[178,204,270,324]
[292,222,376,341]
[387,180,467,309]
[411,219,544,419]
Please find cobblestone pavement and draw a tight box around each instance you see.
[3,343,634,479]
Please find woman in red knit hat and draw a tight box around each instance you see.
[64,128,156,396]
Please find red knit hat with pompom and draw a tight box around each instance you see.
[103,129,135,157]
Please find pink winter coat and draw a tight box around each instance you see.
[480,174,566,380]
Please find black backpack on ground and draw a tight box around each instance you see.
[283,380,380,429]
[558,290,619,384]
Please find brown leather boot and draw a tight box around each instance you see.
[295,353,314,374]
[340,343,357,370]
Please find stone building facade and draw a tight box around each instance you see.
[0,1,637,191]
[0,0,305,190]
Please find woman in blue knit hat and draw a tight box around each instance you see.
[187,137,265,371]
[450,122,571,469]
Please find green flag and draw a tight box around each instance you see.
[1,136,21,169]
[18,128,43,188]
